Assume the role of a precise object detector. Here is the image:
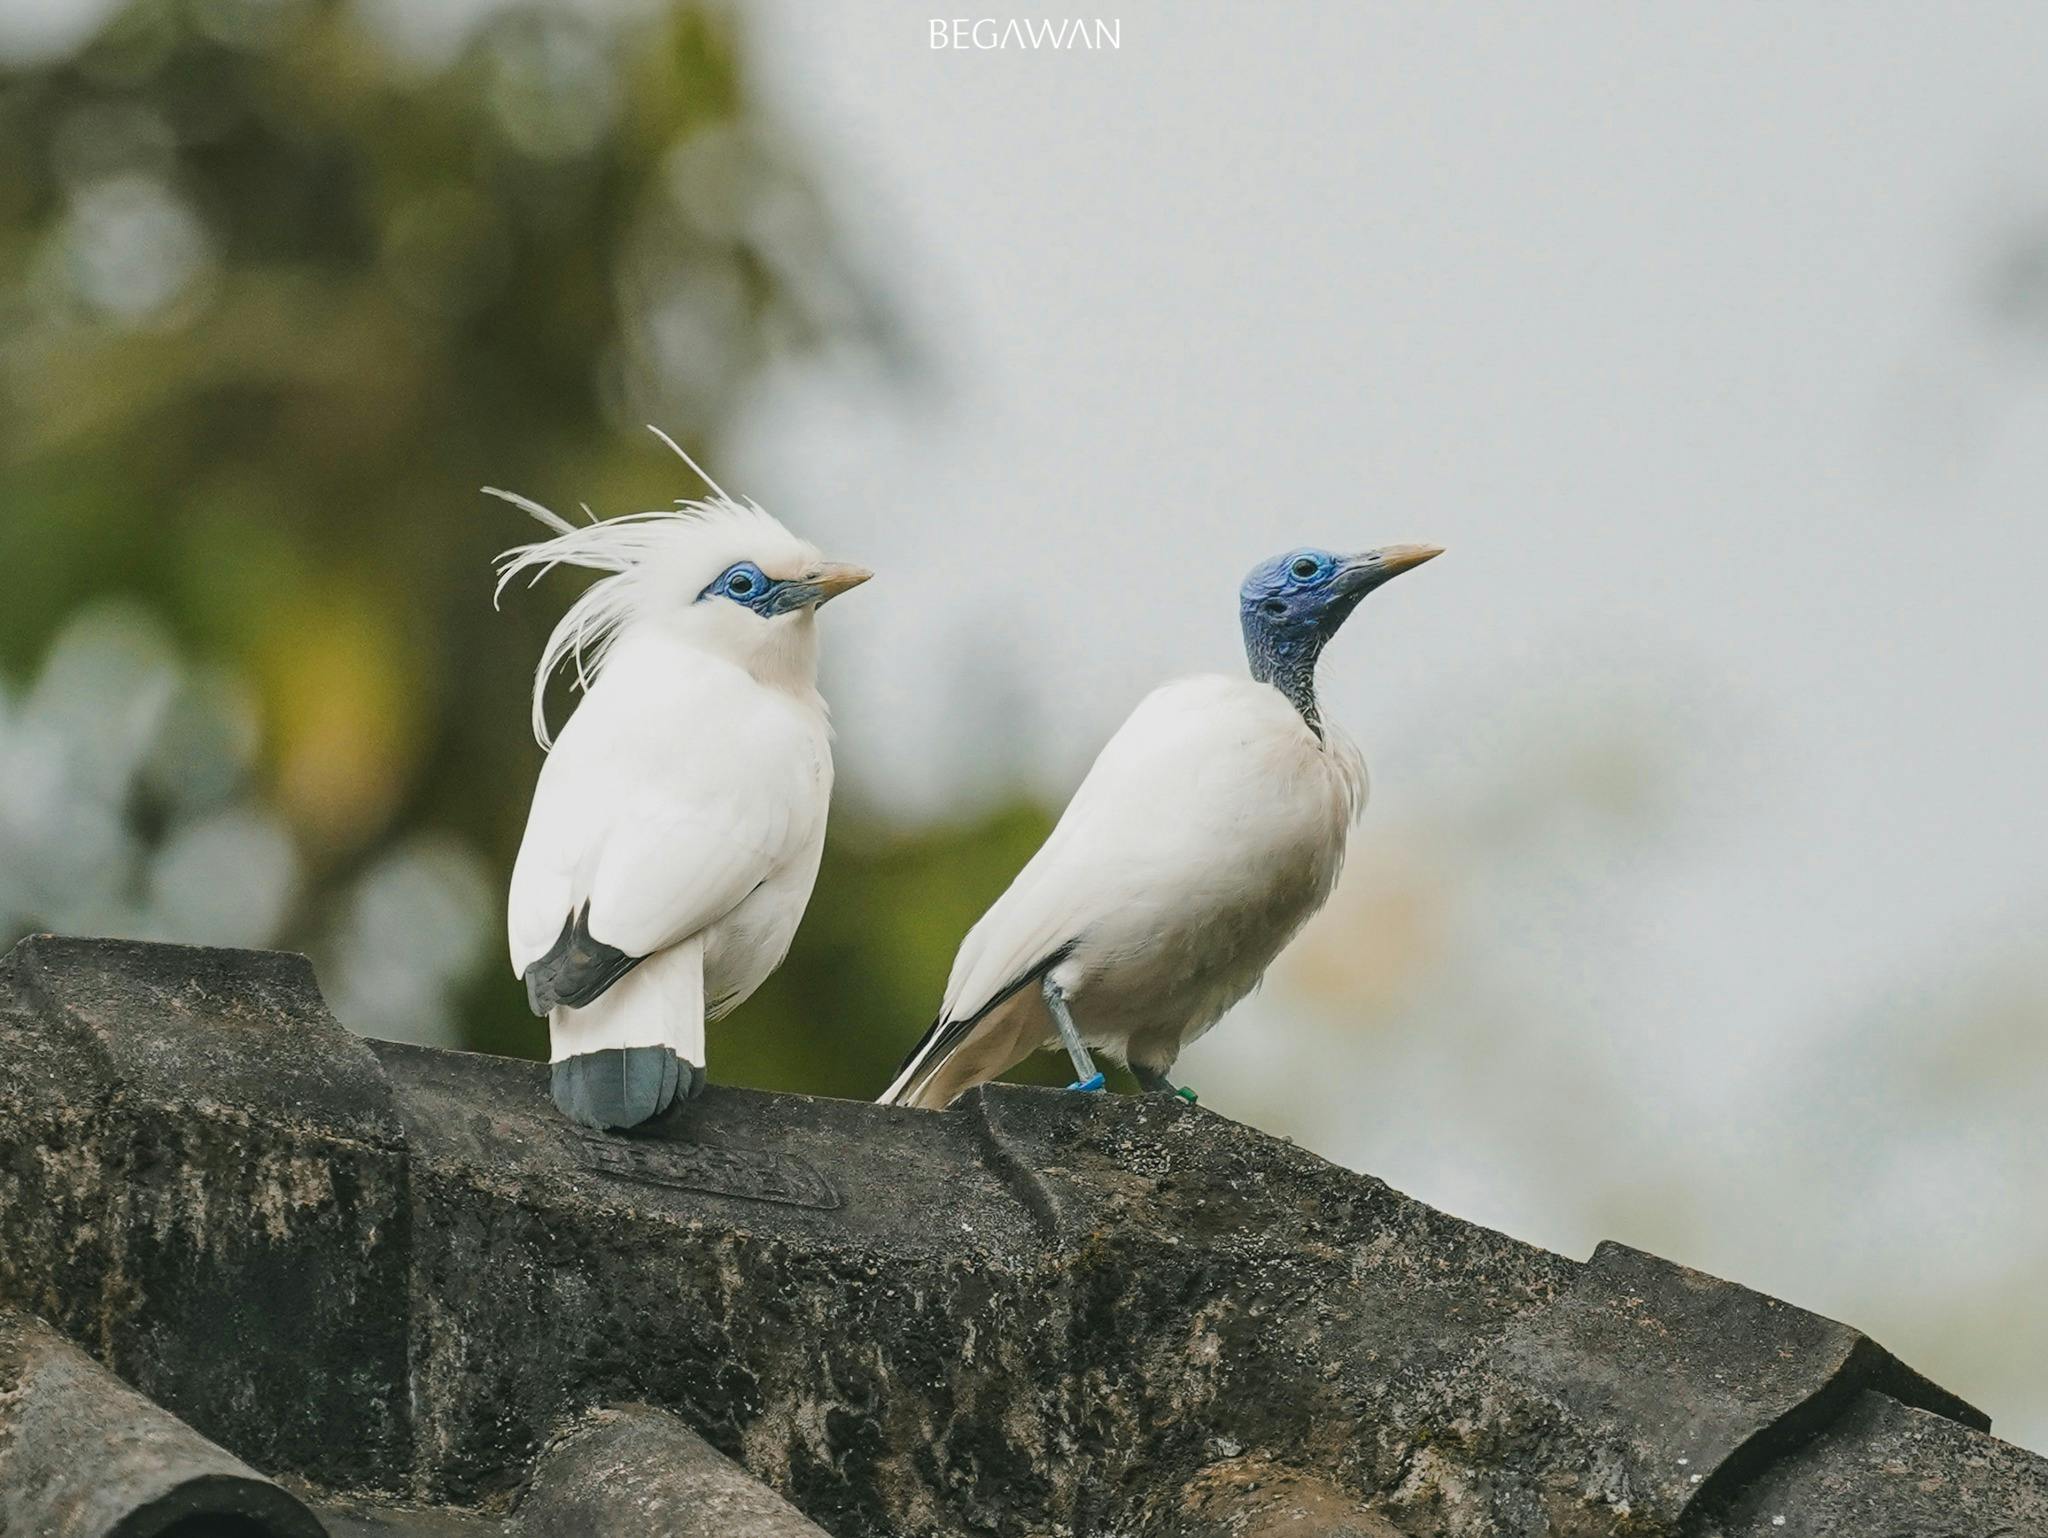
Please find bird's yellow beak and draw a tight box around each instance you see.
[803,561,873,605]
[1331,543,1443,600]
[1372,544,1444,577]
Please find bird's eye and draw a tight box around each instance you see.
[728,572,755,596]
[1291,557,1320,580]
[1262,598,1287,618]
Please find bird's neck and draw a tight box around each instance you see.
[745,612,823,701]
[1242,620,1325,739]
[653,611,822,701]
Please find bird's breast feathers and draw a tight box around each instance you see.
[1100,674,1364,824]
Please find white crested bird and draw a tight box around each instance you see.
[879,543,1440,1110]
[491,435,870,1130]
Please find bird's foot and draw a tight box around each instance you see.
[552,1047,697,1131]
[1068,1072,1106,1093]
[1133,1065,1191,1099]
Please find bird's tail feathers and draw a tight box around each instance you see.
[878,1015,946,1106]
[879,989,1048,1110]
[879,947,1078,1108]
[549,937,705,1129]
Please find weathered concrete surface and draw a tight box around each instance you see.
[0,935,409,1494]
[310,1403,828,1538]
[519,1404,828,1537]
[0,934,2043,1538]
[1702,1389,2048,1537]
[0,1306,325,1538]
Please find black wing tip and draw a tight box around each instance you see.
[523,905,646,1015]
[524,968,554,1015]
[889,1013,946,1084]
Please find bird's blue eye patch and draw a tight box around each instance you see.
[1287,553,1332,584]
[1241,549,1342,614]
[702,560,778,611]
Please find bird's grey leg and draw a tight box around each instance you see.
[1042,977,1104,1092]
[1133,1063,1198,1104]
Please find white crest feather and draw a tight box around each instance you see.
[486,433,800,749]
[646,422,732,502]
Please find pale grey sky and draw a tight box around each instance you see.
[731,0,2048,1444]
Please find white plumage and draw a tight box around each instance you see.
[881,542,1437,1111]
[881,679,1362,1109]
[494,437,868,1129]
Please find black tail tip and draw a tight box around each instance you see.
[551,1048,704,1131]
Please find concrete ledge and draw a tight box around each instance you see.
[520,1404,828,1537]
[0,1307,325,1538]
[1,937,2042,1537]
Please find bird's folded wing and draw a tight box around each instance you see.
[936,675,1262,1027]
[509,667,825,975]
[935,731,1177,1025]
[938,849,1090,1028]
[585,788,798,957]
[889,725,1177,1102]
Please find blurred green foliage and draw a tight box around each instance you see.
[0,0,1053,1096]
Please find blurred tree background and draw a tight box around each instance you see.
[0,0,1063,1096]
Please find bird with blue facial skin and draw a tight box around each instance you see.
[491,432,870,1131]
[879,543,1441,1110]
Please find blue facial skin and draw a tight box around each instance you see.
[1239,547,1417,737]
[701,561,827,617]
